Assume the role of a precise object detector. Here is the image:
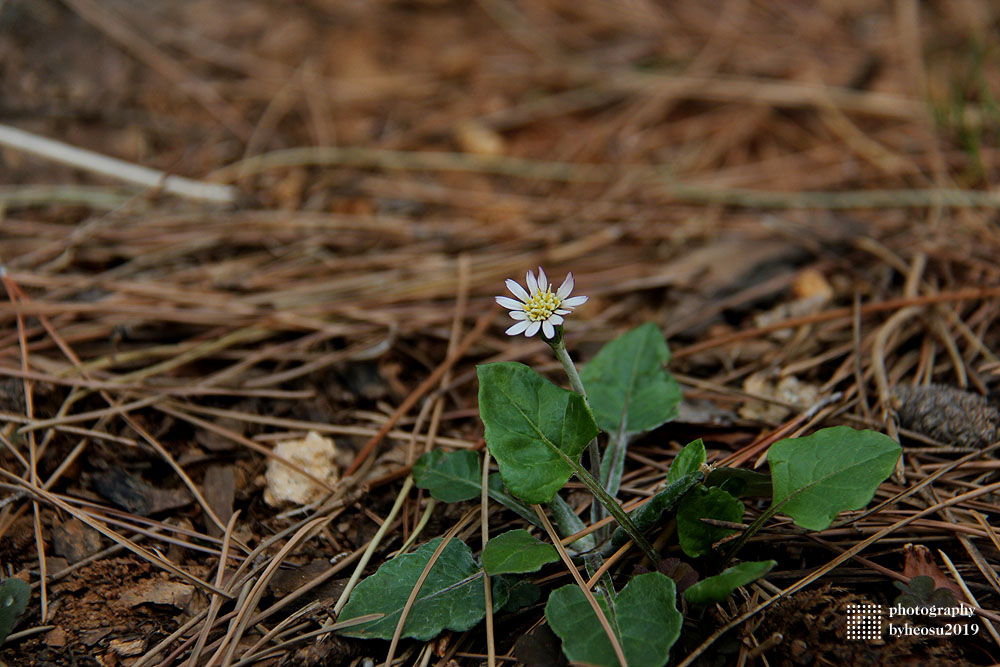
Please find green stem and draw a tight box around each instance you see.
[548,331,603,496]
[548,493,597,554]
[550,332,587,397]
[720,489,805,567]
[594,427,629,538]
[552,446,658,561]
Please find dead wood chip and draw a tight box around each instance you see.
[676,397,740,426]
[118,578,194,609]
[45,558,71,583]
[43,626,67,648]
[676,238,806,293]
[286,632,359,665]
[268,558,346,604]
[514,624,568,667]
[194,420,242,452]
[753,293,830,338]
[90,470,191,516]
[455,119,505,155]
[108,636,147,657]
[902,544,968,603]
[753,268,833,339]
[51,517,103,564]
[0,378,25,413]
[739,373,820,423]
[201,464,236,538]
[791,268,834,302]
[656,557,699,595]
[80,628,113,647]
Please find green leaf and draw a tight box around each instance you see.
[338,538,505,640]
[411,449,539,525]
[598,431,630,499]
[767,426,901,531]
[478,362,599,504]
[666,439,706,484]
[412,450,481,502]
[482,530,559,575]
[677,486,745,558]
[704,467,772,497]
[486,474,542,526]
[546,572,682,667]
[580,322,682,435]
[548,493,596,553]
[611,471,702,549]
[684,560,777,604]
[499,578,541,612]
[0,578,30,645]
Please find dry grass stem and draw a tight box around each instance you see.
[534,504,629,667]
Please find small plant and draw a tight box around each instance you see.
[337,268,901,666]
[893,575,960,612]
[0,578,30,646]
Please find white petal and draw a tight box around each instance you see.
[496,296,524,310]
[537,267,548,292]
[554,309,571,315]
[505,320,530,335]
[562,295,588,307]
[548,314,564,325]
[542,320,555,338]
[525,321,541,337]
[525,270,538,295]
[557,272,575,299]
[509,310,528,320]
[506,279,529,302]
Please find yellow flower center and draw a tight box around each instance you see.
[523,289,561,321]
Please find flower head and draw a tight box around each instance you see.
[495,267,588,339]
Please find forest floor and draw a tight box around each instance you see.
[1,1,1000,665]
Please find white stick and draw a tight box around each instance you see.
[0,123,237,204]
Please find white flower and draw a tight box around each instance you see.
[495,267,588,339]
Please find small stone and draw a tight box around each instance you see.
[264,431,339,506]
[51,518,102,564]
[43,626,67,647]
[108,636,146,657]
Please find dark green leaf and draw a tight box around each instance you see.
[548,493,596,553]
[928,588,960,607]
[411,449,539,524]
[0,578,30,645]
[412,450,480,502]
[677,486,745,558]
[768,426,901,531]
[338,538,505,640]
[500,578,542,612]
[478,362,598,504]
[684,561,777,604]
[482,530,559,575]
[666,439,706,483]
[893,575,959,610]
[546,572,682,667]
[611,472,702,549]
[486,474,541,526]
[598,431,629,499]
[580,323,681,435]
[704,467,773,497]
[895,575,935,600]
